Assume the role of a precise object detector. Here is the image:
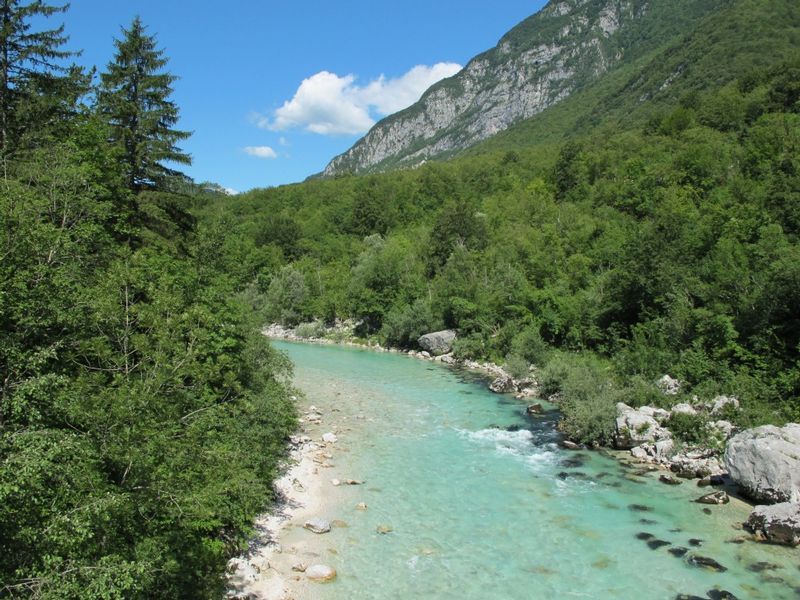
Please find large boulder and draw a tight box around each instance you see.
[489,375,515,393]
[615,403,672,449]
[669,450,725,479]
[745,502,800,547]
[417,330,457,356]
[724,424,800,503]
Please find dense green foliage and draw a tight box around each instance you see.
[200,58,800,445]
[0,7,295,599]
[98,17,192,192]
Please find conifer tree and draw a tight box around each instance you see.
[0,0,72,155]
[98,16,190,192]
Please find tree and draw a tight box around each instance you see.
[98,16,190,192]
[0,0,73,156]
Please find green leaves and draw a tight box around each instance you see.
[98,16,191,192]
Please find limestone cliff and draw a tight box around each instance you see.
[323,0,717,176]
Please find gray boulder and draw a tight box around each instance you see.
[615,403,672,450]
[745,502,800,547]
[669,450,725,479]
[671,403,697,417]
[710,395,739,416]
[489,375,515,393]
[656,375,681,395]
[724,424,800,503]
[303,518,331,534]
[417,330,457,356]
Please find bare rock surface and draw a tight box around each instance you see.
[724,424,800,503]
[745,502,800,547]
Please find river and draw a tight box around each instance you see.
[268,340,799,599]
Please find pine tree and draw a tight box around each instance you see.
[0,0,73,155]
[98,16,190,192]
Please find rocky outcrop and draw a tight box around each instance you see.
[615,403,672,450]
[417,330,457,355]
[669,450,725,479]
[656,375,681,396]
[324,1,673,176]
[724,424,800,503]
[745,502,800,547]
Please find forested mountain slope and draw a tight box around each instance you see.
[324,0,797,175]
[206,57,800,446]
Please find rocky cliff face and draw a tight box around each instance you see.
[324,0,648,176]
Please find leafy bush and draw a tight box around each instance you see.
[665,412,710,446]
[381,298,442,348]
[540,352,617,445]
[504,354,530,379]
[295,320,327,339]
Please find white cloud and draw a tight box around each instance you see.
[244,145,278,159]
[260,62,462,136]
[278,136,289,146]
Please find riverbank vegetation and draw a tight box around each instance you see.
[0,5,295,597]
[198,61,800,447]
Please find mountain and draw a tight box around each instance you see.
[323,0,724,177]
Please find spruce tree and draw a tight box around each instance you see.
[0,0,72,155]
[98,16,190,192]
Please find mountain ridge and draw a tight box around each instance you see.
[322,0,724,177]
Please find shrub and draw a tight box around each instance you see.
[295,320,327,339]
[665,412,710,446]
[504,354,530,379]
[380,299,442,349]
[540,352,618,445]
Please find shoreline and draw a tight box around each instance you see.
[226,355,376,600]
[226,331,775,599]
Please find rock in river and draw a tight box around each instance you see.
[306,564,337,582]
[724,423,800,503]
[695,491,729,505]
[744,502,800,547]
[303,518,331,534]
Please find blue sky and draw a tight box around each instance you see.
[59,1,546,192]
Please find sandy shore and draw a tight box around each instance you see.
[226,381,369,599]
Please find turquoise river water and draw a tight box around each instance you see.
[272,341,799,600]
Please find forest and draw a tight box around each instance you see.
[0,4,296,598]
[199,61,800,448]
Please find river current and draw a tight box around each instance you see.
[272,341,799,600]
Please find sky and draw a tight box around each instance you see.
[57,1,547,193]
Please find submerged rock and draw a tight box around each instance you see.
[687,554,727,572]
[376,524,394,534]
[724,423,800,503]
[706,590,739,600]
[322,432,338,444]
[303,518,331,534]
[668,546,688,557]
[305,564,337,582]
[744,502,800,547]
[647,539,671,550]
[526,403,544,415]
[695,491,730,505]
[660,474,682,486]
[417,330,456,356]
